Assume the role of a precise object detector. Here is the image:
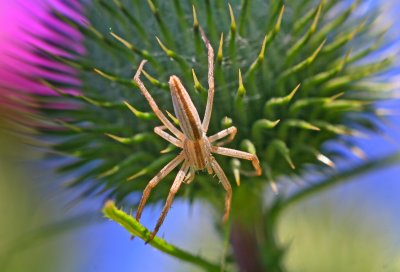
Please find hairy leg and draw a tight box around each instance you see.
[210,157,232,223]
[154,126,182,148]
[149,161,189,241]
[136,153,184,222]
[200,28,215,132]
[183,167,196,184]
[211,146,262,176]
[208,126,237,146]
[133,60,184,140]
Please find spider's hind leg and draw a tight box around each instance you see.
[208,126,237,146]
[199,27,215,133]
[133,60,184,140]
[154,126,182,148]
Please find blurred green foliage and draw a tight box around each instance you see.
[279,197,400,272]
[0,124,68,272]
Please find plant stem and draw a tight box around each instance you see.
[229,183,286,272]
[274,152,400,214]
[102,201,220,272]
[231,220,264,272]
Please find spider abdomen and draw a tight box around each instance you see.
[169,75,203,141]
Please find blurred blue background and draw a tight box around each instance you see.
[0,0,399,271]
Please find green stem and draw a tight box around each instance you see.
[102,201,220,272]
[231,220,264,272]
[274,152,400,214]
[229,183,286,271]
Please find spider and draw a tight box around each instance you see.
[133,28,262,241]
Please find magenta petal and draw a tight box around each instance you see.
[0,0,85,115]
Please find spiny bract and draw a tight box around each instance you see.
[37,0,392,208]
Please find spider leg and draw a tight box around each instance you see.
[211,146,262,176]
[149,161,190,241]
[136,152,185,222]
[210,157,232,223]
[133,60,184,140]
[154,126,183,148]
[183,167,196,184]
[208,126,237,146]
[199,28,215,133]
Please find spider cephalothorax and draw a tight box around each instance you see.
[133,28,261,241]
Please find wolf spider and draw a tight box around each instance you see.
[132,28,262,241]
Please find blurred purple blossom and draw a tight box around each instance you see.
[0,0,85,120]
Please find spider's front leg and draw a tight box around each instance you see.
[183,167,196,184]
[210,157,232,223]
[136,153,184,222]
[149,161,189,241]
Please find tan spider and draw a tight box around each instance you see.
[133,28,262,241]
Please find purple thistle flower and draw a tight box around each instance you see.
[0,0,85,122]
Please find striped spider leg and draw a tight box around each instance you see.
[133,28,262,241]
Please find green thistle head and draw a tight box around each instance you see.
[39,0,392,220]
